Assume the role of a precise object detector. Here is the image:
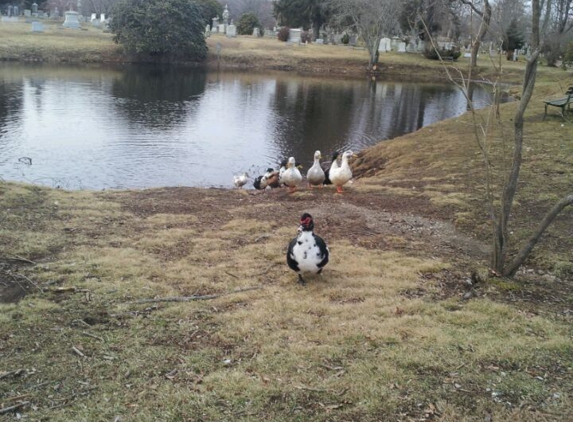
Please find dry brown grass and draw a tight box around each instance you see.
[1,27,572,421]
[1,176,572,421]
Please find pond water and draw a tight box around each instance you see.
[0,63,496,190]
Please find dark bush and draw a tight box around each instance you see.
[237,13,260,36]
[423,46,461,61]
[277,26,290,42]
[301,31,311,43]
[341,33,350,45]
[110,0,207,61]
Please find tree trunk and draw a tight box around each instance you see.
[492,0,542,275]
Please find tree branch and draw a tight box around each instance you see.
[504,194,573,276]
[129,286,262,304]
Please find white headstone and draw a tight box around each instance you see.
[315,38,324,45]
[289,28,302,43]
[253,27,260,37]
[205,24,210,37]
[378,37,391,52]
[100,13,105,22]
[90,13,96,21]
[63,11,80,28]
[24,9,31,17]
[226,24,237,38]
[219,24,226,34]
[397,42,406,53]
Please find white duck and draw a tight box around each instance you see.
[281,157,303,193]
[233,172,249,189]
[306,150,325,188]
[328,150,355,193]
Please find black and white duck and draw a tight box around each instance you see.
[306,150,325,188]
[322,151,340,185]
[329,150,356,193]
[253,168,277,190]
[286,213,329,285]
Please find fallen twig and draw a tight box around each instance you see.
[130,286,263,304]
[81,332,104,342]
[0,401,29,415]
[2,254,36,265]
[0,369,25,380]
[224,271,239,280]
[72,346,85,357]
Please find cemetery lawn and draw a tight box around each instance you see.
[0,21,544,83]
[1,67,572,420]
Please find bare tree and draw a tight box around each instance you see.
[426,0,572,277]
[328,0,401,71]
[544,0,573,66]
[459,0,493,68]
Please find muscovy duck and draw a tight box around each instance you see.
[286,213,329,285]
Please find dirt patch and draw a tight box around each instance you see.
[0,275,28,303]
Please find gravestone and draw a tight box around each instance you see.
[52,7,59,18]
[406,43,416,53]
[218,23,226,34]
[205,24,210,37]
[226,24,236,38]
[63,11,80,28]
[212,17,219,33]
[513,49,518,61]
[13,6,19,16]
[100,13,105,22]
[315,38,324,45]
[289,28,302,43]
[90,13,96,21]
[397,42,406,53]
[378,37,391,52]
[8,5,13,16]
[417,40,425,52]
[32,21,44,32]
[252,27,259,37]
[24,9,31,17]
[32,2,38,15]
[349,35,357,46]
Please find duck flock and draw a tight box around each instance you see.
[232,150,357,285]
[233,150,357,194]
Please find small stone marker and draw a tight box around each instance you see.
[378,37,391,52]
[315,38,324,44]
[100,13,105,22]
[253,27,259,37]
[289,28,302,43]
[24,9,31,17]
[32,21,44,32]
[397,42,406,53]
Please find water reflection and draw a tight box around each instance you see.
[0,64,499,189]
[111,65,207,129]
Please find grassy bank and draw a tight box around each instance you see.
[1,21,573,421]
[0,19,547,82]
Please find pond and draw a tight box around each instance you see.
[0,63,496,190]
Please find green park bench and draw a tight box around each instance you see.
[543,87,573,120]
